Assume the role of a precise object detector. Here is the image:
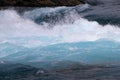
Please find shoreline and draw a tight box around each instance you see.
[0,0,85,7]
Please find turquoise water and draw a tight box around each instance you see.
[1,40,120,65]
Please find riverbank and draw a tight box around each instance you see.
[0,0,85,7]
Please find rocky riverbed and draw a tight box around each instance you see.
[0,62,120,80]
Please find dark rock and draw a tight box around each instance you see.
[0,0,85,7]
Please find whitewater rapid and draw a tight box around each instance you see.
[0,5,120,65]
[0,7,120,47]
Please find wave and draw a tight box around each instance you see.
[0,7,120,47]
[84,0,120,25]
[1,40,120,65]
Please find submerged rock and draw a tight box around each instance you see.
[0,62,120,80]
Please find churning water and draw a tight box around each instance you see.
[0,3,120,65]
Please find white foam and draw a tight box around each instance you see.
[0,9,120,47]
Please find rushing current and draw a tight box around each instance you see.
[0,2,120,66]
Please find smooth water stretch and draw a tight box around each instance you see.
[0,4,120,65]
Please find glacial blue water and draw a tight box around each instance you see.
[1,40,120,65]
